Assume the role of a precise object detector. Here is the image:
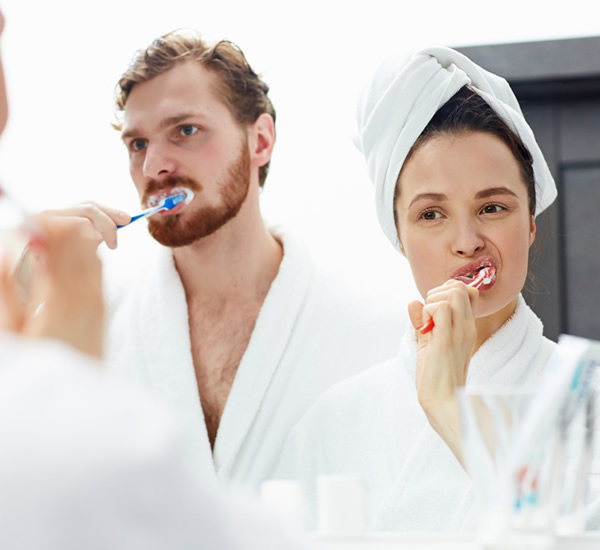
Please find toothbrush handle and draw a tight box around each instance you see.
[116,206,160,229]
[419,318,435,335]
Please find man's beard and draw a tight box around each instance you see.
[145,143,251,248]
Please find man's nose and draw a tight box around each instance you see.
[142,143,177,180]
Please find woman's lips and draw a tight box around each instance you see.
[452,257,497,287]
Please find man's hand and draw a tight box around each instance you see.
[47,202,131,250]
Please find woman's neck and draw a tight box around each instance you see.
[473,296,519,354]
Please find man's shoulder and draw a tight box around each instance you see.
[271,225,408,345]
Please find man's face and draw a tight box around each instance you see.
[120,61,251,247]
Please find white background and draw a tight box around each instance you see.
[0,0,598,302]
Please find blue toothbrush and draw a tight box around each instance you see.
[117,193,187,229]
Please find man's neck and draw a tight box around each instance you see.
[172,207,283,307]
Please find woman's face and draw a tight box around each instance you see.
[395,131,536,325]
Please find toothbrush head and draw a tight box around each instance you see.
[160,192,187,211]
[160,188,195,211]
[182,188,195,204]
[469,266,496,289]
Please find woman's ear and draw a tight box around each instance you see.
[398,240,406,256]
[529,215,536,247]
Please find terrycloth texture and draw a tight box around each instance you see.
[102,224,406,491]
[354,46,558,251]
[275,296,559,532]
[0,332,299,550]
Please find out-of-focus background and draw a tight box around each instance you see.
[1,0,598,335]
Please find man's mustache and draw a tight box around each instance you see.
[142,176,202,205]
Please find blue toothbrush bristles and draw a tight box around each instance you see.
[117,188,194,229]
[161,193,186,210]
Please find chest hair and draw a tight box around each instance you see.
[187,298,261,449]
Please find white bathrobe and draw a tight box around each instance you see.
[0,332,300,550]
[275,295,572,531]
[102,224,406,491]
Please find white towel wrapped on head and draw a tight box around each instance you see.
[353,45,557,252]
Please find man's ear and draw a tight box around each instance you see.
[248,113,275,169]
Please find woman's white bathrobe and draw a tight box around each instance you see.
[276,296,565,531]
[101,225,406,491]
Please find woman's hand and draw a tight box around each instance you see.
[0,213,105,358]
[408,279,480,464]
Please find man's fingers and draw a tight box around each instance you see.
[42,203,130,250]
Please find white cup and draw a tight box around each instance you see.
[260,479,307,540]
[316,474,368,536]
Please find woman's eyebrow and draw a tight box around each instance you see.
[408,192,447,208]
[475,186,518,199]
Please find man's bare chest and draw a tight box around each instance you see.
[187,301,260,446]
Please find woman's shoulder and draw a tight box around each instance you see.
[298,354,413,432]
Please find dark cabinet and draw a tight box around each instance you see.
[459,37,600,341]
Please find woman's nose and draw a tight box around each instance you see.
[452,220,485,257]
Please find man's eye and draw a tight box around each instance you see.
[131,139,147,152]
[180,125,198,137]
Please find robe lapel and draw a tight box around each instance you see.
[213,231,313,481]
[137,245,216,481]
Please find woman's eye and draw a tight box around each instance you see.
[180,125,198,137]
[130,139,147,152]
[420,210,441,220]
[481,204,504,214]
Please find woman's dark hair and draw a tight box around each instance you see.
[395,86,536,217]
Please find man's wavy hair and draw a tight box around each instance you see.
[114,30,276,188]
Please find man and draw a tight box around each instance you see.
[0,12,299,547]
[64,30,405,490]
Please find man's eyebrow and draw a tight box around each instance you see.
[158,112,206,130]
[121,112,206,140]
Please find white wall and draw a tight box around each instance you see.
[0,0,597,302]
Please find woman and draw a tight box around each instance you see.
[275,46,597,531]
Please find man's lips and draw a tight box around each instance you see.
[145,186,195,215]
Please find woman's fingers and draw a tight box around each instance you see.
[423,281,479,324]
[23,215,105,358]
[0,247,25,332]
[408,300,425,331]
